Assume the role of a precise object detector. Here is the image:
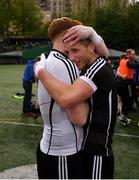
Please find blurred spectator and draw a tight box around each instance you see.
[116,49,139,126]
[106,58,117,74]
[133,60,139,106]
[28,54,48,118]
[22,59,36,116]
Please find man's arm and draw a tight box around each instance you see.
[66,102,89,127]
[62,25,110,58]
[116,67,127,79]
[37,68,93,109]
[35,53,91,126]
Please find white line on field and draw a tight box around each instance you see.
[115,133,139,138]
[0,120,42,127]
[0,120,139,138]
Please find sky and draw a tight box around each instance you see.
[129,0,139,2]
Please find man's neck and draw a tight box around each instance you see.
[53,41,65,54]
[89,54,99,64]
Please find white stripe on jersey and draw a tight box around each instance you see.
[79,57,106,92]
[105,90,112,156]
[85,57,106,79]
[82,97,93,150]
[53,51,78,83]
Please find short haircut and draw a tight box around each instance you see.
[80,38,92,47]
[126,48,135,54]
[48,17,82,41]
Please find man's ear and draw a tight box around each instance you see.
[89,42,95,53]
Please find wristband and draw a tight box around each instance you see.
[91,30,101,46]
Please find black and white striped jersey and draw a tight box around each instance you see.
[38,49,84,156]
[80,57,117,156]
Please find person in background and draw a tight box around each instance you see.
[132,57,139,107]
[31,55,48,118]
[117,49,139,126]
[106,58,117,74]
[22,59,36,116]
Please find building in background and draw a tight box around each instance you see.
[36,0,130,23]
[36,0,107,22]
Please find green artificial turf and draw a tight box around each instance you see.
[0,65,139,179]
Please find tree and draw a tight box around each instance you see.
[73,0,96,25]
[93,0,139,51]
[64,0,72,17]
[123,2,139,51]
[11,0,43,36]
[0,0,13,37]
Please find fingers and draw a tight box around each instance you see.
[40,53,46,62]
[63,28,78,43]
[63,25,92,45]
[68,37,80,47]
[34,53,47,77]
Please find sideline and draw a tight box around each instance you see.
[115,133,139,138]
[0,164,37,179]
[0,120,139,139]
[0,120,42,127]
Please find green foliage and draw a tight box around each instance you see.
[0,0,139,51]
[123,3,139,50]
[0,0,13,36]
[0,0,43,37]
[72,0,139,51]
[74,0,96,26]
[11,0,43,36]
[64,1,72,17]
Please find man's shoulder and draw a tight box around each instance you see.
[48,50,70,64]
[48,50,78,71]
[81,57,106,76]
[49,50,68,60]
[120,58,128,64]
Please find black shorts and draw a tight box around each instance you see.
[82,151,114,179]
[36,144,84,179]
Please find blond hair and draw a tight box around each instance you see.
[126,48,135,54]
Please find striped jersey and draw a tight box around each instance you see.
[80,57,117,156]
[38,49,84,156]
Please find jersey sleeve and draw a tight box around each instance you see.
[79,75,97,92]
[79,58,114,93]
[47,58,79,84]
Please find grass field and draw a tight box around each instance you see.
[0,65,139,179]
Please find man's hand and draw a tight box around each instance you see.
[34,53,47,78]
[62,25,101,46]
[62,25,109,58]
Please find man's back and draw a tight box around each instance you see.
[38,50,84,156]
[82,57,117,156]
